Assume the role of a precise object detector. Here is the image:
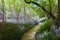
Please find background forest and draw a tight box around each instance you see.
[0,0,59,40]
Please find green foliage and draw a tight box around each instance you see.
[0,22,21,40]
[56,34,60,40]
[35,19,53,40]
[37,32,53,40]
[0,22,36,40]
[36,31,60,40]
[0,0,58,40]
[19,22,37,32]
[23,23,33,27]
[38,19,52,32]
[25,0,31,3]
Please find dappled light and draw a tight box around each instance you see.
[0,0,59,40]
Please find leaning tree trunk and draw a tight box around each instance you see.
[56,0,60,28]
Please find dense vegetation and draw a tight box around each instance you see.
[0,22,37,40]
[0,0,59,40]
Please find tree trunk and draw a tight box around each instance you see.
[57,0,60,27]
[2,0,5,27]
[16,12,19,23]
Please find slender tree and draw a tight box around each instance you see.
[56,0,60,28]
[1,0,5,27]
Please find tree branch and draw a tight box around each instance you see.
[31,1,56,20]
[24,0,56,20]
[49,0,52,14]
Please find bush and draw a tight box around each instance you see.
[35,19,53,40]
[37,19,52,33]
[0,22,37,40]
[35,19,60,40]
[0,22,21,40]
[19,21,37,32]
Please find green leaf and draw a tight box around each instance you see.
[25,0,31,4]
[38,19,52,32]
[25,0,31,2]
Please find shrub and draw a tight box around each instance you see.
[35,19,60,40]
[0,22,21,40]
[35,19,53,40]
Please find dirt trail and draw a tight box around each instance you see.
[21,25,40,40]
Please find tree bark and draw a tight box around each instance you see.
[25,0,59,29]
[31,1,56,20]
[56,0,60,28]
[2,0,5,27]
